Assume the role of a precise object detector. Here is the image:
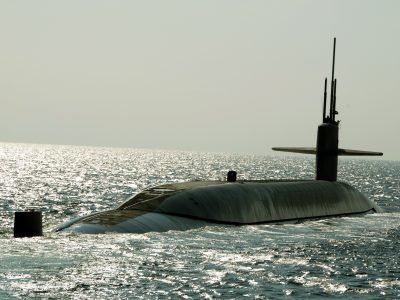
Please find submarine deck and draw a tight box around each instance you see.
[72,179,312,228]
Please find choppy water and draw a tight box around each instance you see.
[1,143,399,299]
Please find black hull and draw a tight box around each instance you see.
[53,180,384,234]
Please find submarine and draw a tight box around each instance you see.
[53,38,384,234]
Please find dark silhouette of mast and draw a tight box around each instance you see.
[333,79,337,122]
[322,78,327,122]
[329,38,336,122]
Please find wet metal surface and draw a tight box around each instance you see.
[58,179,382,234]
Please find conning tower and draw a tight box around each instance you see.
[273,38,382,181]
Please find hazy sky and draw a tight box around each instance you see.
[1,1,399,160]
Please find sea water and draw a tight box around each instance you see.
[0,143,399,299]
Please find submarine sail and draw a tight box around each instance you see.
[53,38,384,235]
[273,38,382,181]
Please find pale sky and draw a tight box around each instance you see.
[1,1,399,160]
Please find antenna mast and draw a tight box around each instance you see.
[333,79,337,122]
[322,78,327,122]
[329,38,336,122]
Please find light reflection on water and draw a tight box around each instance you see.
[0,142,399,299]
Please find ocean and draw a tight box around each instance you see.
[0,143,399,299]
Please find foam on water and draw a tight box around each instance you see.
[0,143,399,299]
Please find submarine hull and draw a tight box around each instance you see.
[53,180,384,234]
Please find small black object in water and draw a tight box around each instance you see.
[14,210,43,238]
